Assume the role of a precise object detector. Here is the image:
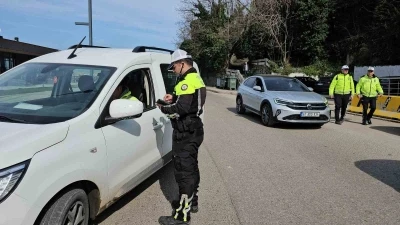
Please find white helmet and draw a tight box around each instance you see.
[168,49,192,70]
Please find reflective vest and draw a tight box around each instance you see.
[169,71,206,132]
[356,75,384,97]
[329,73,355,95]
[175,72,206,96]
[120,89,138,101]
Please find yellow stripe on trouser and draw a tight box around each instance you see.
[174,194,193,222]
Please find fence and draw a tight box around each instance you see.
[380,77,400,96]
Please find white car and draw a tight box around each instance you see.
[236,75,330,127]
[0,44,201,225]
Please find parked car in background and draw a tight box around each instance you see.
[313,76,334,94]
[295,76,317,90]
[236,75,330,127]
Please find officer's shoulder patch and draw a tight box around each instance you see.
[181,84,188,91]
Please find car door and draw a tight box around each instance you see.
[100,65,164,200]
[242,77,256,109]
[250,77,265,110]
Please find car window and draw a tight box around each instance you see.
[255,78,264,90]
[160,64,177,94]
[0,63,116,124]
[263,77,310,92]
[117,68,155,112]
[244,77,256,87]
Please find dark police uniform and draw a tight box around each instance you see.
[159,67,206,223]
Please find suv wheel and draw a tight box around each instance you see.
[236,96,246,114]
[261,103,275,127]
[39,188,89,225]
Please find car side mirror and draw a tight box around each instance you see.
[110,99,144,119]
[253,86,262,91]
[308,87,314,92]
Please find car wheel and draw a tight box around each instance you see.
[236,96,246,114]
[261,103,275,127]
[39,188,90,225]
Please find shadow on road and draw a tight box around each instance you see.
[355,160,400,192]
[369,126,400,136]
[226,107,323,130]
[92,162,178,224]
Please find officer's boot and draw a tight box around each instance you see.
[191,191,199,213]
[160,194,192,225]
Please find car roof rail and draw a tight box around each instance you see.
[68,44,108,49]
[132,46,173,54]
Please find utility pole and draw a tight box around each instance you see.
[75,0,93,45]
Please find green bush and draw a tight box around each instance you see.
[301,60,338,76]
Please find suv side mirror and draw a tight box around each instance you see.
[110,99,143,119]
[308,87,314,92]
[253,86,262,91]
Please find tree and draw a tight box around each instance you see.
[289,0,332,66]
[369,0,400,64]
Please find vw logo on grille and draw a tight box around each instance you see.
[307,104,312,110]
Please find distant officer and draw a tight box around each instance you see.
[356,66,384,125]
[329,65,355,124]
[157,49,206,225]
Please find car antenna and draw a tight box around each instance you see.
[67,36,86,59]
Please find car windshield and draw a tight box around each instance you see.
[0,63,116,124]
[263,77,310,92]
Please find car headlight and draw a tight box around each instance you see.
[0,161,29,203]
[324,98,329,106]
[274,98,293,106]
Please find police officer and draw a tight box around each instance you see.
[356,66,383,125]
[329,65,355,124]
[157,49,206,225]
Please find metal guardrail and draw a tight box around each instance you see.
[380,77,400,96]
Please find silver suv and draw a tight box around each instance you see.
[236,75,331,127]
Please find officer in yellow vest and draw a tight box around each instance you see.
[157,49,206,225]
[111,76,139,101]
[356,66,383,125]
[329,65,355,124]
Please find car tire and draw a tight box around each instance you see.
[236,96,246,114]
[39,188,90,225]
[261,103,275,127]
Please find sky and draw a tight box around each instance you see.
[0,0,183,50]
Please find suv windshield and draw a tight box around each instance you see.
[263,77,310,92]
[0,63,116,124]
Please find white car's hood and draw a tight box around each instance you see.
[268,91,326,103]
[0,122,69,169]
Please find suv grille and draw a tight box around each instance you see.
[282,115,329,121]
[287,103,327,110]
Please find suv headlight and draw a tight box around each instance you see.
[0,161,29,203]
[274,98,293,106]
[324,98,329,106]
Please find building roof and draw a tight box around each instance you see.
[0,36,58,56]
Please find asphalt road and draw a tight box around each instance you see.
[97,91,400,225]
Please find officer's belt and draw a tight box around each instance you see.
[171,114,202,132]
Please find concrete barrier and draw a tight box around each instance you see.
[348,95,400,120]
